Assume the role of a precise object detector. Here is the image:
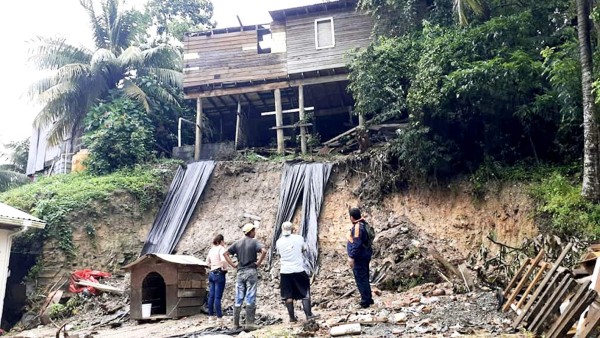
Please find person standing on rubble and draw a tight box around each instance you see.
[223,222,267,331]
[346,207,374,308]
[205,234,228,327]
[275,221,318,323]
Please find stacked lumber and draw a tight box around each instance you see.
[504,243,600,337]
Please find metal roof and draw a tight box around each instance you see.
[269,0,357,21]
[122,253,209,270]
[0,202,46,229]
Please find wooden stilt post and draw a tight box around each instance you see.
[235,96,242,150]
[299,85,307,155]
[358,109,365,128]
[274,88,284,154]
[194,98,203,161]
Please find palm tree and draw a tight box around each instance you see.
[27,0,182,147]
[453,0,489,26]
[576,0,600,200]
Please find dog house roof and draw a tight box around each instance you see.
[122,253,209,270]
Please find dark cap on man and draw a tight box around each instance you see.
[349,207,361,220]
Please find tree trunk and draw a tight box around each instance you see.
[578,0,600,201]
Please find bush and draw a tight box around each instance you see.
[531,173,600,240]
[83,97,156,175]
[0,161,176,257]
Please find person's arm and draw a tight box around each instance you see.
[256,247,267,267]
[223,251,237,269]
[347,224,363,267]
[206,249,212,266]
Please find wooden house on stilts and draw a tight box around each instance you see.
[182,0,374,159]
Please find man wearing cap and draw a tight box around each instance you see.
[275,221,318,323]
[223,222,267,331]
[347,207,374,308]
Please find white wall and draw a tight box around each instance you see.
[0,229,14,326]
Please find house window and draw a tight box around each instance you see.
[315,17,335,49]
[257,27,272,54]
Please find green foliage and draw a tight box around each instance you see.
[146,0,214,43]
[48,296,85,320]
[0,162,175,257]
[83,96,156,175]
[28,0,182,146]
[2,138,29,173]
[350,4,578,181]
[531,173,600,240]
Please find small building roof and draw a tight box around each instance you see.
[0,202,46,229]
[122,253,209,270]
[269,0,357,21]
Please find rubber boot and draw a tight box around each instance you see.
[285,301,297,322]
[245,304,258,331]
[302,298,320,320]
[233,306,241,330]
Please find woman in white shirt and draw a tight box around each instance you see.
[206,234,228,326]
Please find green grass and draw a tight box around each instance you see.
[0,160,177,257]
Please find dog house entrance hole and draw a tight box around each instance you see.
[142,272,166,316]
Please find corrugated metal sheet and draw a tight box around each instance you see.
[26,124,72,176]
[141,161,216,254]
[122,253,208,270]
[0,202,46,229]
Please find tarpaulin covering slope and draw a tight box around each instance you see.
[141,161,215,255]
[268,162,332,275]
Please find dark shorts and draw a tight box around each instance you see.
[280,272,310,300]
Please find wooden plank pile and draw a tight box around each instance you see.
[502,243,600,337]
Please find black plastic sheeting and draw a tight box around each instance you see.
[141,161,215,255]
[268,162,332,275]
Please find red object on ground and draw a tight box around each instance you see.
[68,269,111,295]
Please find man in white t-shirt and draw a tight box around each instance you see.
[275,221,318,322]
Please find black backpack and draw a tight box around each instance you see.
[361,221,375,249]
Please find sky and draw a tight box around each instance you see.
[0,0,320,148]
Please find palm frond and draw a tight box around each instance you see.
[143,82,181,108]
[26,74,58,100]
[0,170,29,192]
[141,44,182,70]
[54,64,93,84]
[80,0,109,50]
[91,48,118,68]
[121,79,151,112]
[453,0,487,26]
[27,37,92,70]
[119,46,144,69]
[141,67,183,89]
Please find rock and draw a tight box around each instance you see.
[391,299,411,309]
[390,312,408,324]
[431,289,446,296]
[392,327,404,334]
[420,297,440,305]
[410,297,420,304]
[330,323,362,336]
[421,306,432,314]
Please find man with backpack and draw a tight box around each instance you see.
[346,207,374,308]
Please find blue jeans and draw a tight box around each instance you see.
[208,271,226,317]
[235,268,258,307]
[353,258,373,306]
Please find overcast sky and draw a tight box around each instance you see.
[0,0,319,147]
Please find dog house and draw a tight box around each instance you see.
[123,254,208,320]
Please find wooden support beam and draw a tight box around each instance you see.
[299,85,307,155]
[194,98,203,161]
[274,88,284,154]
[270,123,313,130]
[235,97,242,150]
[184,74,349,99]
[261,106,315,116]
